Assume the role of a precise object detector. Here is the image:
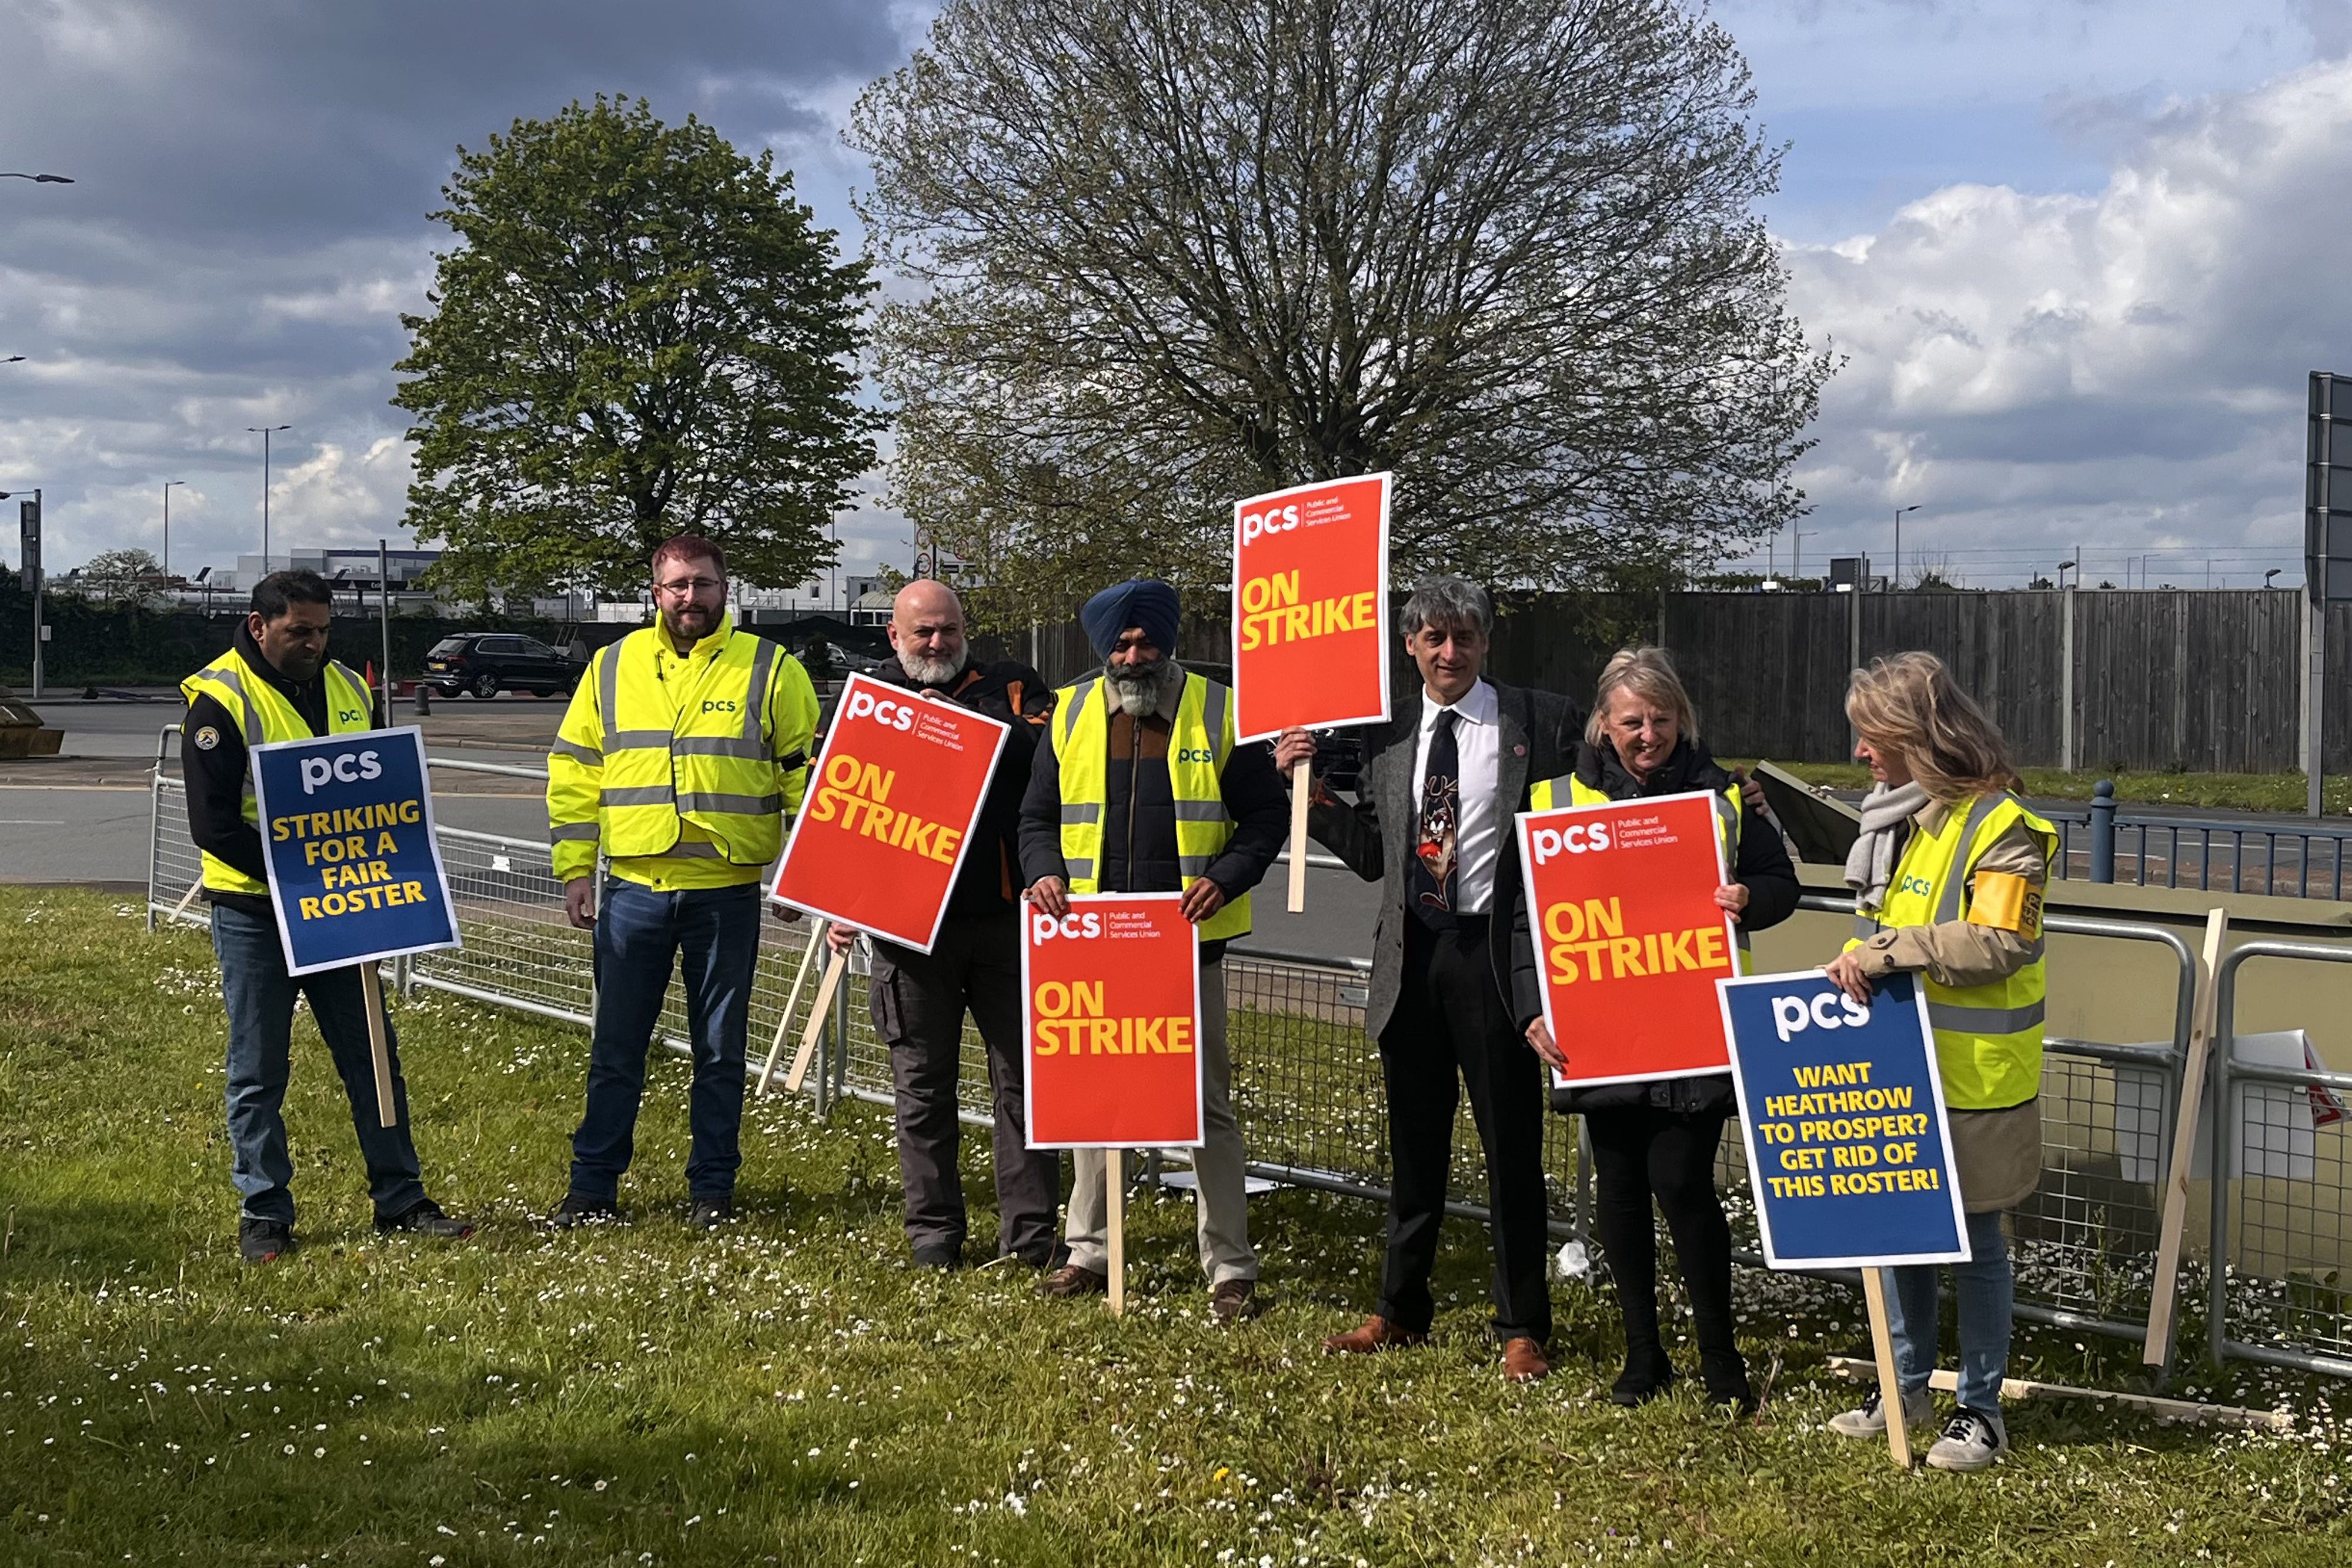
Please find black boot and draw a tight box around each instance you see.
[1699,1346,1755,1415]
[1611,1343,1676,1406]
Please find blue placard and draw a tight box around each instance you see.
[1716,970,1970,1269]
[249,726,461,976]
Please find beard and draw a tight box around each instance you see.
[1106,656,1181,716]
[898,644,968,687]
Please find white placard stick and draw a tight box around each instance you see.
[757,920,829,1096]
[359,961,397,1129]
[1287,759,1311,912]
[169,880,205,922]
[2143,907,2229,1369]
[1106,1148,1125,1317]
[783,944,850,1095]
[1860,1268,1913,1469]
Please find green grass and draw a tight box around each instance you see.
[4,889,2350,1566]
[1745,762,2352,816]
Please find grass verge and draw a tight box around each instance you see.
[2,888,2348,1566]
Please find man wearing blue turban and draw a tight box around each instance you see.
[1020,579,1289,1320]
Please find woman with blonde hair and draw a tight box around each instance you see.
[1822,651,2055,1473]
[1511,646,1799,1412]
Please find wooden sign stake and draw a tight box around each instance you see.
[1286,760,1311,912]
[1106,1148,1125,1317]
[757,921,828,1096]
[358,960,397,1128]
[1860,1268,1913,1469]
[783,943,850,1095]
[2143,907,2229,1370]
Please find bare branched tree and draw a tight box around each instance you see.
[852,0,1833,627]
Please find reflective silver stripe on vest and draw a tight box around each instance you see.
[1171,800,1227,821]
[1926,998,2046,1036]
[329,661,366,703]
[598,644,622,752]
[1064,857,1096,881]
[1060,678,1094,743]
[206,663,263,743]
[666,840,727,859]
[1935,795,2008,924]
[550,737,602,766]
[1201,680,1228,762]
[676,791,781,815]
[1853,913,1882,940]
[741,636,779,744]
[599,785,675,807]
[550,821,603,842]
[1178,854,1213,878]
[1061,803,1102,824]
[609,730,673,749]
[673,735,769,759]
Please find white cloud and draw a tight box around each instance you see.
[1772,58,2352,586]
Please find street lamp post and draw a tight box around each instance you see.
[1892,504,1921,590]
[162,479,186,581]
[247,424,290,576]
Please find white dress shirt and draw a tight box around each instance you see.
[1410,678,1502,915]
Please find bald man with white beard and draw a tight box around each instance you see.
[825,580,1063,1271]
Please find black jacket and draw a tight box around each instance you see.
[867,653,1053,923]
[1017,671,1288,964]
[1307,681,1584,1038]
[1511,735,1801,1116]
[181,621,335,920]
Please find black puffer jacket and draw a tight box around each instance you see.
[1509,735,1800,1115]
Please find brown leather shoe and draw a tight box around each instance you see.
[1502,1336,1551,1383]
[1210,1278,1263,1323]
[1321,1315,1429,1355]
[1037,1263,1108,1299]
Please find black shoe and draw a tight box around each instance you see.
[239,1217,294,1265]
[1700,1350,1756,1415]
[911,1242,964,1271]
[687,1195,734,1231]
[376,1199,476,1239]
[1611,1346,1676,1407]
[549,1193,619,1229]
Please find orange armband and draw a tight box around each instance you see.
[1967,871,2040,937]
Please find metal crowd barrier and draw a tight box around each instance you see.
[2049,784,2352,900]
[141,729,2352,1379]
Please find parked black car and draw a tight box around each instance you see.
[422,634,586,700]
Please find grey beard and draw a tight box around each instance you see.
[899,646,968,686]
[1107,658,1181,716]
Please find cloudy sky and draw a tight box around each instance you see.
[0,0,2343,593]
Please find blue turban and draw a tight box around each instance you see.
[1080,577,1181,660]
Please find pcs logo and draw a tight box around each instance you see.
[337,710,366,725]
[1770,991,1872,1042]
[1528,821,1613,865]
[1239,503,1300,545]
[700,698,740,715]
[1030,911,1103,942]
[1896,873,1934,898]
[843,690,918,732]
[1175,747,1216,764]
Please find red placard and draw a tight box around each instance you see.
[1023,893,1204,1149]
[1514,790,1738,1087]
[769,671,1009,954]
[1231,472,1391,742]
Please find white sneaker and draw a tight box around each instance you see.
[1926,1407,2007,1472]
[1826,1384,1934,1439]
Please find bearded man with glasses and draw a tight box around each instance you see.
[544,535,819,1230]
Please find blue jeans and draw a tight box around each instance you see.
[1883,1208,2013,1412]
[567,880,760,1203]
[211,902,427,1226]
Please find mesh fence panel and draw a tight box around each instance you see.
[2217,1061,2352,1365]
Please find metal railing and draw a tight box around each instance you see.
[141,730,2352,1379]
[2050,781,2352,900]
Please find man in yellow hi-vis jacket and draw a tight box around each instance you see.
[545,536,818,1229]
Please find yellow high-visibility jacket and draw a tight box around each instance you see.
[546,617,818,890]
[181,648,375,896]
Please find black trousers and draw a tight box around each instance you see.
[1583,1104,1740,1366]
[870,911,1062,1262]
[1376,915,1553,1342]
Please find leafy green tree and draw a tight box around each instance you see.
[395,96,878,599]
[853,0,1833,628]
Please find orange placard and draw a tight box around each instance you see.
[1023,894,1204,1148]
[770,671,1009,954]
[1231,473,1391,741]
[1515,790,1738,1087]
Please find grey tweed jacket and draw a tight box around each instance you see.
[1305,681,1582,1039]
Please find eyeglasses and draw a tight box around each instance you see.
[653,577,724,598]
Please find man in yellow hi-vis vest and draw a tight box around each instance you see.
[1018,579,1289,1320]
[545,536,818,1230]
[181,570,472,1264]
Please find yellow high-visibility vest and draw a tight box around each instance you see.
[1049,670,1250,942]
[181,648,376,896]
[546,624,810,879]
[1529,772,1749,969]
[1846,793,2057,1111]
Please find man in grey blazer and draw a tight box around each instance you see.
[1274,576,1581,1382]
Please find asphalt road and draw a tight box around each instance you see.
[0,695,1387,954]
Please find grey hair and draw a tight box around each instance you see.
[1399,576,1492,638]
[1585,646,1699,748]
